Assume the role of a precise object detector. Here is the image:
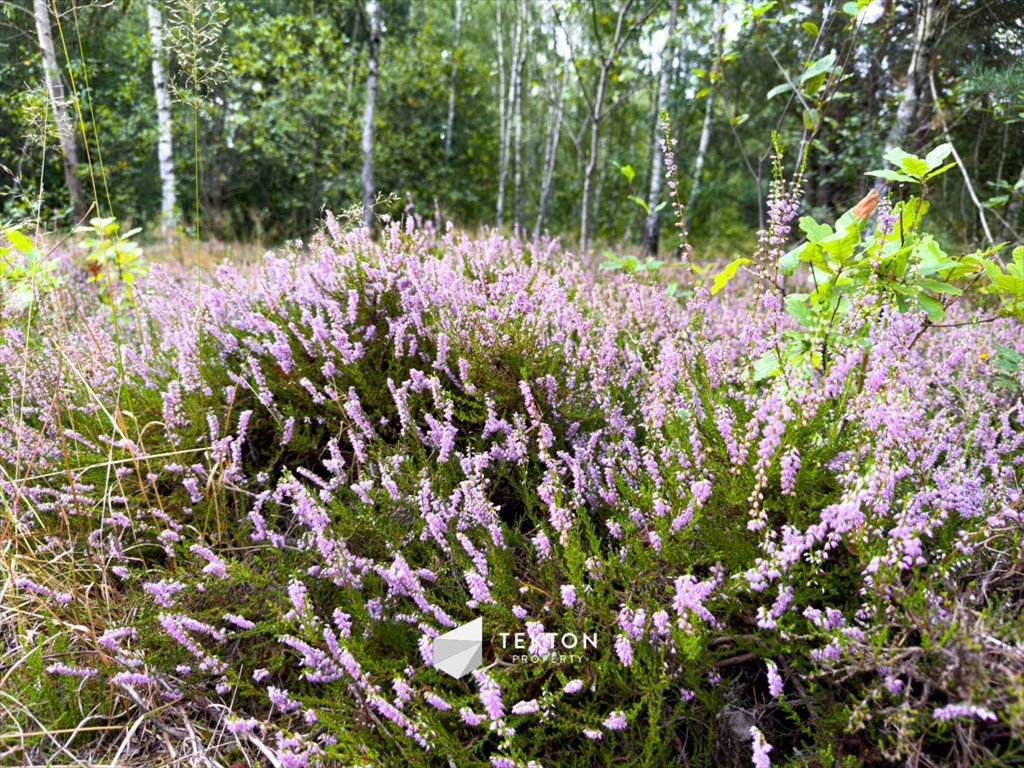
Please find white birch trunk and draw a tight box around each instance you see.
[33,0,87,220]
[534,51,568,239]
[642,0,679,255]
[685,0,724,232]
[579,0,634,255]
[148,0,177,232]
[361,0,381,229]
[444,0,462,157]
[512,1,530,229]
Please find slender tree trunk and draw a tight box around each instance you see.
[444,0,462,157]
[495,1,507,227]
[497,2,521,229]
[512,1,530,230]
[33,0,87,221]
[148,0,177,233]
[685,0,724,233]
[580,65,609,256]
[875,0,948,193]
[580,0,635,255]
[641,0,679,255]
[361,0,381,228]
[592,130,610,244]
[534,52,568,239]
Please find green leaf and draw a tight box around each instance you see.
[785,294,812,324]
[1010,246,1024,281]
[916,293,946,322]
[628,195,649,214]
[820,224,861,263]
[799,216,833,243]
[925,162,957,180]
[924,143,953,170]
[801,21,819,35]
[618,164,635,183]
[883,146,915,168]
[711,257,751,295]
[752,350,781,381]
[766,82,793,100]
[802,107,821,131]
[800,52,836,83]
[918,279,962,295]
[842,1,862,15]
[3,228,33,253]
[865,169,918,184]
[695,87,712,99]
[731,113,749,126]
[900,156,930,177]
[779,244,802,276]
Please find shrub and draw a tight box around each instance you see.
[1,183,1022,767]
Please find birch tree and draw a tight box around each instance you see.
[512,0,530,229]
[32,0,88,220]
[361,0,381,229]
[148,0,177,232]
[444,0,461,157]
[684,0,724,232]
[575,0,656,255]
[534,47,569,239]
[642,0,678,256]
[496,1,522,229]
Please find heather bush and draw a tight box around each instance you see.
[2,169,1023,767]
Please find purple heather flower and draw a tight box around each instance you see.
[563,679,584,694]
[603,710,627,731]
[766,661,783,698]
[512,699,540,715]
[933,703,998,722]
[473,670,504,720]
[614,635,633,666]
[750,727,772,768]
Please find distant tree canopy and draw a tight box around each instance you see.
[1,0,1022,250]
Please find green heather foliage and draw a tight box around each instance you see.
[1,149,1023,765]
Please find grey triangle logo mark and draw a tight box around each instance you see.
[431,618,483,678]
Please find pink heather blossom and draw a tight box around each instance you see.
[750,726,772,768]
[46,662,97,678]
[603,710,627,731]
[673,573,718,625]
[111,671,154,688]
[511,699,540,715]
[15,577,72,605]
[424,692,452,711]
[614,635,633,666]
[766,661,784,698]
[563,679,584,694]
[560,584,577,607]
[933,703,998,722]
[473,670,504,720]
[525,622,555,658]
[459,707,484,726]
[223,613,256,630]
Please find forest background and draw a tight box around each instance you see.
[1,0,1023,256]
